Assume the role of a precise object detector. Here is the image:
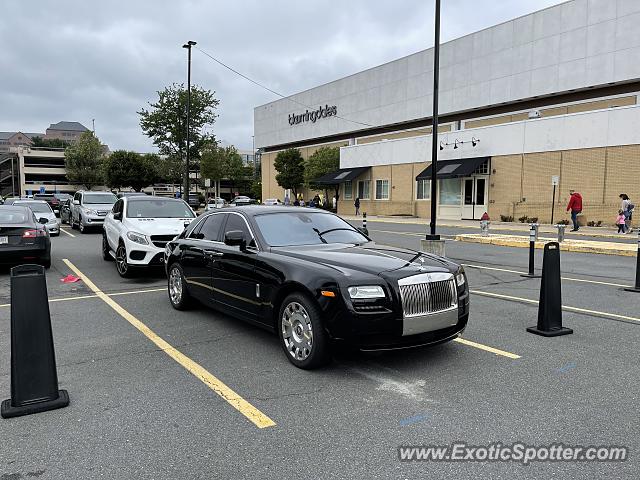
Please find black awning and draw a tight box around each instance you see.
[313,166,370,185]
[416,157,489,180]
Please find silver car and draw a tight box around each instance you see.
[13,200,60,236]
[70,191,117,234]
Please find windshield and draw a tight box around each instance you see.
[15,202,52,213]
[255,212,367,247]
[0,211,29,224]
[84,193,117,204]
[126,199,195,218]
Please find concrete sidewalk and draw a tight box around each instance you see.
[342,214,635,240]
[455,233,636,257]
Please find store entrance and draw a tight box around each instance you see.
[461,176,488,220]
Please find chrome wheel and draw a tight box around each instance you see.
[169,266,183,305]
[115,244,128,276]
[281,301,313,361]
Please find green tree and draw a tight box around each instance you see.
[64,131,105,190]
[138,83,219,189]
[31,136,71,148]
[102,151,159,192]
[304,146,340,189]
[274,148,304,197]
[225,147,245,194]
[200,143,226,195]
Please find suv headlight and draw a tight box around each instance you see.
[348,285,385,299]
[127,231,148,245]
[455,269,466,288]
[84,208,97,215]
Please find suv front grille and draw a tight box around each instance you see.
[398,275,457,317]
[150,234,176,249]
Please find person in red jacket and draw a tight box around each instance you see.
[566,189,583,231]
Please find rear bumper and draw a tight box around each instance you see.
[0,242,50,264]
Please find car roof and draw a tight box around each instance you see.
[0,205,30,211]
[14,199,48,204]
[222,206,334,217]
[126,196,185,203]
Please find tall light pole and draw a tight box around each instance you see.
[182,40,196,197]
[427,0,441,240]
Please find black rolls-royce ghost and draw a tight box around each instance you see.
[164,206,469,369]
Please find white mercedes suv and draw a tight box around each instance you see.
[102,196,196,277]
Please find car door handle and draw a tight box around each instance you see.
[192,247,223,257]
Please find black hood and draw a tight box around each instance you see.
[270,242,456,276]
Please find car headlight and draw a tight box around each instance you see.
[84,208,97,215]
[47,218,57,224]
[455,270,466,288]
[348,285,386,299]
[127,231,148,245]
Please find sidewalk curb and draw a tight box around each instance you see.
[342,215,630,240]
[455,234,636,257]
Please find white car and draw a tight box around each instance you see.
[205,198,226,211]
[102,196,196,277]
[13,200,60,236]
[264,198,282,206]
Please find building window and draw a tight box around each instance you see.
[439,179,461,206]
[375,179,389,200]
[357,180,370,200]
[473,160,489,175]
[344,181,353,199]
[416,179,431,200]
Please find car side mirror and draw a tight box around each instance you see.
[113,211,122,221]
[38,217,48,224]
[224,230,246,250]
[73,200,80,205]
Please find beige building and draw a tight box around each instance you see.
[256,0,640,226]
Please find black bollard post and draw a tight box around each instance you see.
[527,242,573,337]
[521,223,541,278]
[362,212,368,236]
[624,228,640,293]
[1,264,69,419]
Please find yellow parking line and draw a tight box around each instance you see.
[0,287,166,308]
[453,337,521,359]
[59,228,75,237]
[463,263,632,288]
[62,259,276,429]
[470,289,640,323]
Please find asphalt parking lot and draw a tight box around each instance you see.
[1,222,639,479]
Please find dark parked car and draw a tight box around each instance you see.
[0,205,51,268]
[34,193,70,214]
[164,207,469,369]
[187,194,201,209]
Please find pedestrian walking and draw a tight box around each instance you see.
[284,194,290,206]
[354,197,360,216]
[293,198,300,206]
[616,210,627,233]
[620,193,634,233]
[332,196,337,210]
[566,189,583,231]
[300,198,305,207]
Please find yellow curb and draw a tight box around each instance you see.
[455,234,637,257]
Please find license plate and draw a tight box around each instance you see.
[0,236,8,244]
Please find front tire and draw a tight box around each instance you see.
[115,242,132,278]
[278,293,330,369]
[167,263,192,310]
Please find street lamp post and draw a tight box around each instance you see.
[426,0,441,241]
[182,40,197,198]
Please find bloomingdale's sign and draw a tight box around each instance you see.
[288,105,337,126]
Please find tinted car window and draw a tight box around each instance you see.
[83,193,117,204]
[197,214,225,241]
[127,199,194,218]
[0,211,29,224]
[223,214,256,247]
[254,212,367,247]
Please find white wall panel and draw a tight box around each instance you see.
[341,106,640,168]
[255,0,640,148]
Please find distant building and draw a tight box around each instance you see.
[44,121,89,142]
[0,132,42,152]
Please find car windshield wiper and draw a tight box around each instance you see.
[316,227,358,236]
[312,228,328,244]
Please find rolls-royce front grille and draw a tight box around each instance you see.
[399,278,456,317]
[151,234,176,249]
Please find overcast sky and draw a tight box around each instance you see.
[1,0,565,152]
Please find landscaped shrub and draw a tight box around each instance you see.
[518,215,528,223]
[500,215,514,222]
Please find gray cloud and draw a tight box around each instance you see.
[0,0,564,151]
